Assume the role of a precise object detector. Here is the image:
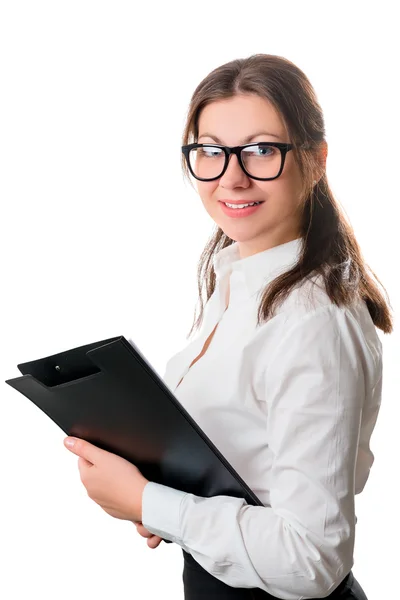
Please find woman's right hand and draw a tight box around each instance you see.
[135,521,163,549]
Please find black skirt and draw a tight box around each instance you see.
[182,549,368,600]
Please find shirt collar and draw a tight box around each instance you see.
[212,237,303,298]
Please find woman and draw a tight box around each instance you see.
[65,54,392,599]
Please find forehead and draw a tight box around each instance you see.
[198,94,287,144]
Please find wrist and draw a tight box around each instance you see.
[138,478,150,522]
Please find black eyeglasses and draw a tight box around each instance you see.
[181,142,295,182]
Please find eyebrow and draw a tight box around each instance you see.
[197,131,282,144]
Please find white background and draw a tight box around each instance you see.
[1,2,398,599]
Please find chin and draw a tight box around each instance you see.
[219,223,273,243]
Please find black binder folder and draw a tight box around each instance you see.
[5,335,264,540]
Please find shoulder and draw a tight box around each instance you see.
[264,273,382,372]
[273,272,377,332]
[273,272,336,318]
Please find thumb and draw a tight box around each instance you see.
[64,437,97,464]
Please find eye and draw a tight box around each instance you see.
[199,146,223,158]
[242,144,275,157]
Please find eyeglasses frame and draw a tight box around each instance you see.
[181,142,299,182]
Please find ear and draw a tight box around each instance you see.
[318,140,328,171]
[313,141,328,184]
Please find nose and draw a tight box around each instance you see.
[219,153,250,189]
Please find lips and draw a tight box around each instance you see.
[219,200,265,205]
[219,201,264,218]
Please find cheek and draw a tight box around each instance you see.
[197,181,218,207]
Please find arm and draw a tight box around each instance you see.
[142,305,371,598]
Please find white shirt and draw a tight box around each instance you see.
[141,238,383,600]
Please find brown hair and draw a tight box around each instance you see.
[181,54,393,337]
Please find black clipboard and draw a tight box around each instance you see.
[5,335,264,542]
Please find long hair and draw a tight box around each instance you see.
[181,54,393,337]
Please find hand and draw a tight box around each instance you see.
[134,521,163,549]
[64,436,149,523]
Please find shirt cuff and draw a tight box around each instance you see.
[141,481,188,543]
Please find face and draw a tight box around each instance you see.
[195,94,305,258]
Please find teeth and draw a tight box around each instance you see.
[225,202,259,209]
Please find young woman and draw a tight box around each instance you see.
[65,54,392,600]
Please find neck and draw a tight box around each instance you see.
[237,232,302,259]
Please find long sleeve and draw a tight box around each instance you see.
[142,304,378,599]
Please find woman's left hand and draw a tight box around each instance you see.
[63,437,149,523]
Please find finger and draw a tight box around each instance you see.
[64,437,99,464]
[136,523,153,538]
[147,535,162,549]
[78,456,93,469]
